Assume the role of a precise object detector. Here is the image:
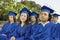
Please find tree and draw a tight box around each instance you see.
[0,0,41,21]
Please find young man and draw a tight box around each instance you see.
[52,13,60,40]
[35,6,58,40]
[52,14,60,24]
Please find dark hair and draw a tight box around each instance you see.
[8,16,16,23]
[18,15,29,26]
[48,14,52,21]
[36,17,38,23]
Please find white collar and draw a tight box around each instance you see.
[54,22,58,24]
[39,21,49,27]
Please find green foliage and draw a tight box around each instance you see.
[0,0,41,21]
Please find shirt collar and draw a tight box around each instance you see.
[53,22,58,24]
[39,21,49,27]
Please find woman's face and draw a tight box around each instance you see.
[9,16,14,22]
[30,16,36,22]
[39,12,49,22]
[20,13,27,22]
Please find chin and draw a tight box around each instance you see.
[42,20,46,22]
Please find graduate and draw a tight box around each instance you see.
[10,7,31,40]
[52,13,60,40]
[30,12,38,24]
[34,6,58,40]
[28,12,42,40]
[52,13,60,24]
[0,11,17,40]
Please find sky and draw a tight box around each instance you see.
[16,0,60,22]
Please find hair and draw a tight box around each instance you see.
[8,16,16,23]
[48,14,52,21]
[35,17,38,23]
[18,15,29,26]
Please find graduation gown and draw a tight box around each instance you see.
[0,22,17,40]
[13,24,31,40]
[55,23,60,40]
[28,23,42,40]
[51,23,59,40]
[34,22,58,40]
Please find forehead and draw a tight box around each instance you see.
[21,13,27,16]
[9,16,13,17]
[53,17,57,19]
[31,16,35,17]
[41,11,49,14]
[30,16,36,18]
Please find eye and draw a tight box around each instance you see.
[44,13,47,16]
[21,14,23,16]
[24,15,26,17]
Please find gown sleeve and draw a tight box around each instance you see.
[51,24,59,40]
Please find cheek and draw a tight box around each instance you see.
[31,17,34,20]
[53,19,56,21]
[24,17,27,20]
[39,15,43,19]
[46,16,49,18]
[11,18,14,21]
[20,16,23,20]
[54,18,57,21]
[44,16,49,20]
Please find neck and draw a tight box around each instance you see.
[10,21,14,24]
[21,22,25,26]
[54,21,58,24]
[41,21,48,24]
[32,21,36,25]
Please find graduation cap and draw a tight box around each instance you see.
[41,6,54,14]
[8,11,17,16]
[19,7,31,16]
[31,12,39,18]
[53,14,60,18]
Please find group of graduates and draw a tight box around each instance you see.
[0,5,60,40]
